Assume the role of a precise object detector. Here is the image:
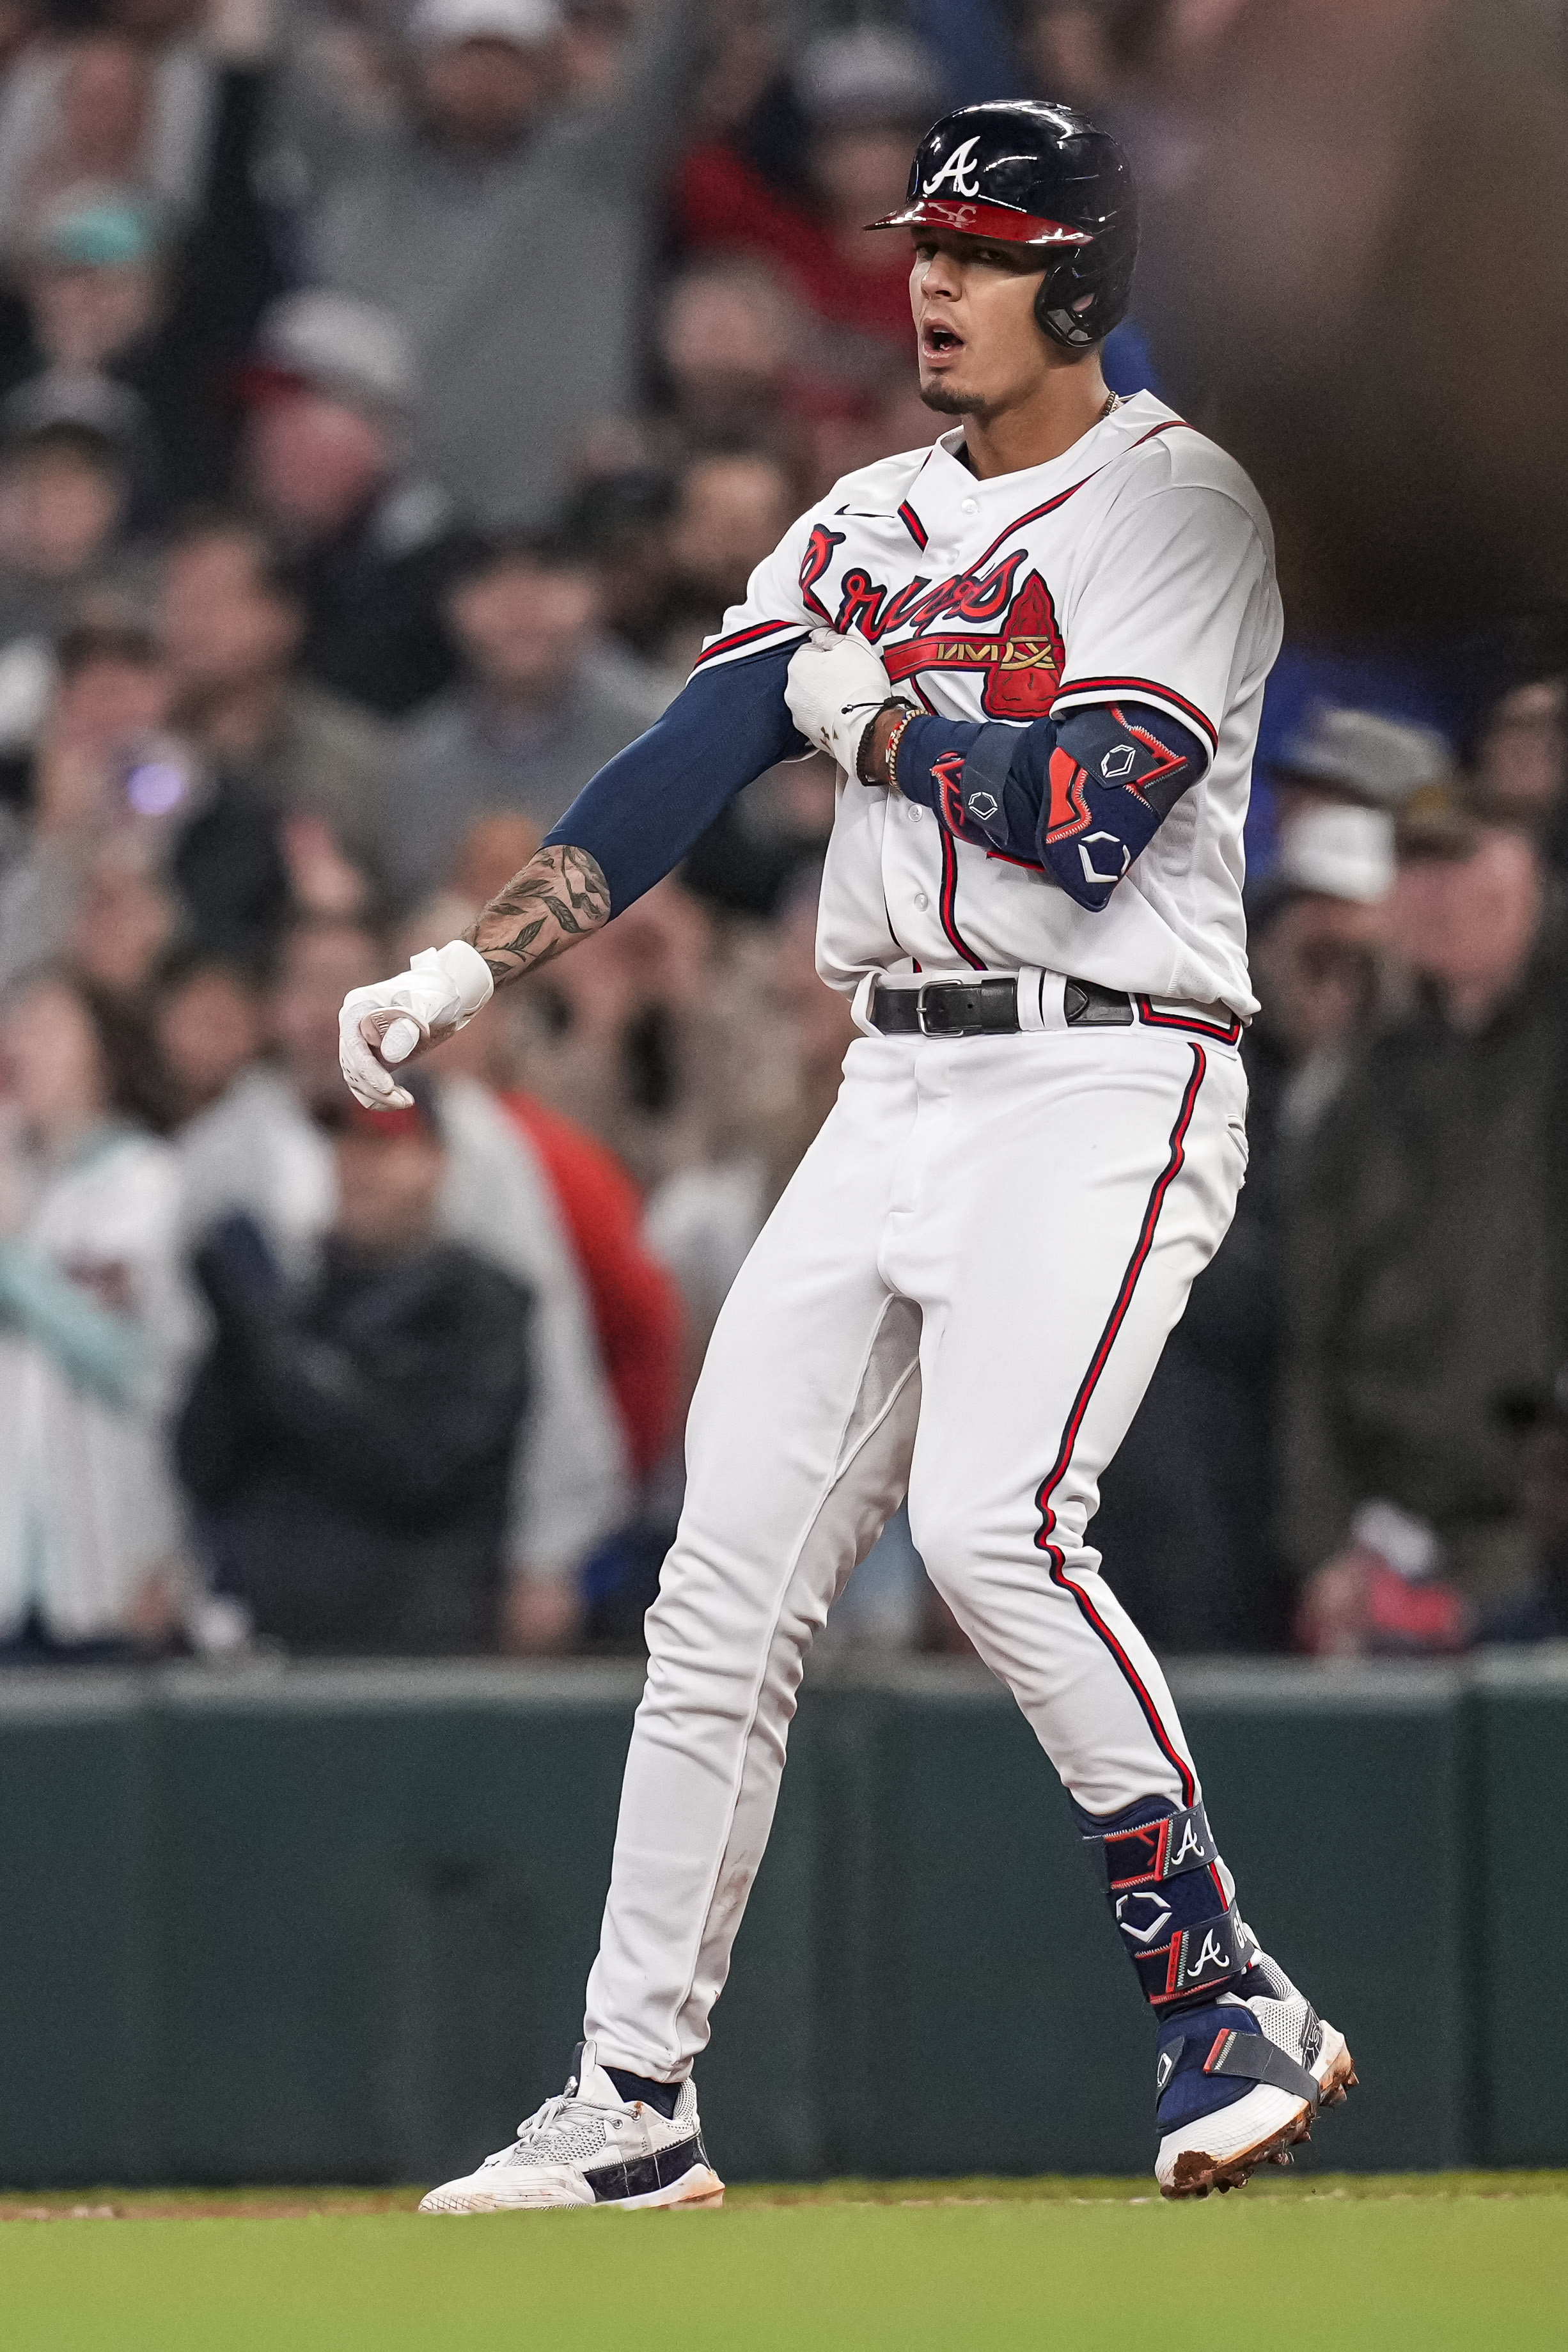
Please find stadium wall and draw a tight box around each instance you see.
[0,1654,1558,2185]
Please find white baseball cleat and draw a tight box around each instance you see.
[1153,1950,1358,2199]
[418,2040,724,2214]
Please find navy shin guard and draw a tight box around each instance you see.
[1075,1796,1256,2011]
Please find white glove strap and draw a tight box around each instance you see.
[376,939,494,1070]
[413,939,494,1023]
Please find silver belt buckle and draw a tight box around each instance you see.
[915,980,936,1036]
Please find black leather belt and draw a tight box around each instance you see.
[869,975,1134,1037]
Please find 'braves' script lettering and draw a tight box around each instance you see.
[798,525,845,621]
[808,537,1067,721]
[833,551,1028,644]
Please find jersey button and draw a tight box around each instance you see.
[906,803,924,821]
[914,891,929,910]
[960,497,978,516]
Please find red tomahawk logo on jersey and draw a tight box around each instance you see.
[880,568,1065,719]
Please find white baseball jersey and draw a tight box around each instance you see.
[694,391,1282,1018]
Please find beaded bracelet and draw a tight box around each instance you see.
[884,709,916,795]
[857,697,919,788]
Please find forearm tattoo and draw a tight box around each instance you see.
[463,843,611,989]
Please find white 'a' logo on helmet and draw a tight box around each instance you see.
[923,134,984,198]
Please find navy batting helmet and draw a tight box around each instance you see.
[867,100,1138,351]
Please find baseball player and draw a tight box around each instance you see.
[340,100,1356,2206]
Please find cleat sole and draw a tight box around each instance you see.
[418,2163,725,2216]
[1159,2028,1356,2202]
[619,2165,726,2212]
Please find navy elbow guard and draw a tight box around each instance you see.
[894,700,1206,906]
[1040,702,1207,911]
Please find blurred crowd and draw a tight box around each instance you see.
[0,0,1565,1666]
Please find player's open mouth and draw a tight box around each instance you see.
[920,322,964,362]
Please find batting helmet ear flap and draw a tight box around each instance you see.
[1033,198,1139,350]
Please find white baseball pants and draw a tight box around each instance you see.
[585,1017,1250,2080]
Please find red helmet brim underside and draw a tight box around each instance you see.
[865,196,1094,246]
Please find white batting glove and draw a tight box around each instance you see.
[785,627,902,780]
[338,939,494,1109]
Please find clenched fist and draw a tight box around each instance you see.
[338,939,494,1109]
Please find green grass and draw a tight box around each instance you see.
[3,2178,1565,2352]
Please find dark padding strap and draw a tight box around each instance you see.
[1089,1801,1218,1890]
[953,725,1021,852]
[1133,1899,1257,2007]
[1202,2025,1321,2106]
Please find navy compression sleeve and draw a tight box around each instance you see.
[893,702,1207,909]
[542,642,807,914]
